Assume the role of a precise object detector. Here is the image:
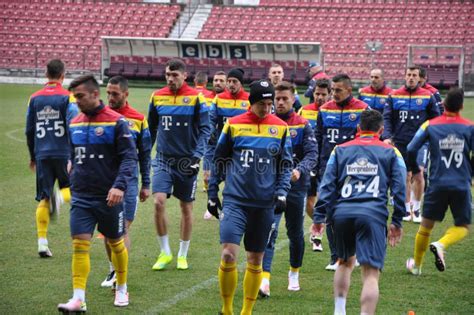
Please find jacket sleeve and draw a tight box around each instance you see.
[296,123,318,176]
[314,110,324,174]
[382,95,394,140]
[66,98,79,125]
[208,96,218,147]
[313,147,339,224]
[304,79,316,98]
[193,93,211,159]
[25,97,36,161]
[208,122,233,199]
[433,92,443,114]
[293,94,302,112]
[407,121,429,173]
[275,127,293,197]
[427,95,440,119]
[147,94,159,148]
[390,148,407,227]
[113,118,138,192]
[137,119,152,189]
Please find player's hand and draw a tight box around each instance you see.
[67,160,72,174]
[388,224,403,247]
[383,139,393,146]
[274,195,287,214]
[207,197,222,219]
[107,188,124,207]
[311,222,325,236]
[187,157,201,177]
[29,160,36,171]
[291,169,301,182]
[139,187,151,202]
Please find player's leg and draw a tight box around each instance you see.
[395,143,413,221]
[333,217,356,315]
[412,144,429,223]
[431,189,471,271]
[151,159,173,270]
[326,223,339,270]
[35,159,55,257]
[219,203,246,315]
[241,207,273,315]
[285,191,305,291]
[307,178,323,252]
[360,265,380,315]
[259,213,282,297]
[174,168,198,270]
[58,200,96,313]
[51,158,72,213]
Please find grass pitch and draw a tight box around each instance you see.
[1,83,474,314]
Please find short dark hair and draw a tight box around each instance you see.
[46,59,65,80]
[359,110,383,132]
[194,71,208,84]
[274,81,294,93]
[108,75,128,91]
[315,78,331,93]
[406,65,421,74]
[213,71,226,77]
[69,75,99,93]
[444,87,464,113]
[166,58,186,72]
[419,67,427,79]
[332,74,352,88]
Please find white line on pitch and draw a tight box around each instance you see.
[5,128,25,143]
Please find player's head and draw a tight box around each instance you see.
[249,79,274,118]
[268,64,284,86]
[107,75,129,109]
[194,71,208,87]
[212,71,226,94]
[358,110,384,134]
[46,59,65,81]
[313,79,331,106]
[165,58,187,92]
[405,66,421,89]
[419,67,428,86]
[308,61,322,77]
[370,68,385,90]
[331,74,352,103]
[444,87,464,113]
[226,68,244,95]
[69,75,100,112]
[274,81,295,115]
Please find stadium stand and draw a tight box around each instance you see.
[0,1,181,72]
[198,0,473,84]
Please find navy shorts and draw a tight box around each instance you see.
[423,188,472,225]
[333,215,387,270]
[394,142,408,166]
[416,142,429,168]
[70,197,125,239]
[35,158,70,201]
[124,173,138,222]
[220,202,274,252]
[152,158,198,202]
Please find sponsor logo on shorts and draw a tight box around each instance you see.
[346,158,378,175]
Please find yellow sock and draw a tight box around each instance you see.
[414,225,432,267]
[438,226,469,249]
[219,260,237,315]
[72,239,91,290]
[262,271,270,281]
[109,239,128,286]
[60,187,71,203]
[203,180,209,191]
[290,267,299,273]
[241,263,262,315]
[36,200,50,239]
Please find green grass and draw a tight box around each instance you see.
[1,83,474,314]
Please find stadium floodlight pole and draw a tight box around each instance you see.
[365,41,383,70]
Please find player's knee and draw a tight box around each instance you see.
[154,197,166,212]
[221,250,236,263]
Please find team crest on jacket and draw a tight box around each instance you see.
[128,121,134,128]
[416,98,423,105]
[241,102,247,108]
[290,129,298,138]
[379,98,386,105]
[349,113,357,121]
[346,158,378,175]
[183,97,190,104]
[268,126,278,136]
[95,127,104,136]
